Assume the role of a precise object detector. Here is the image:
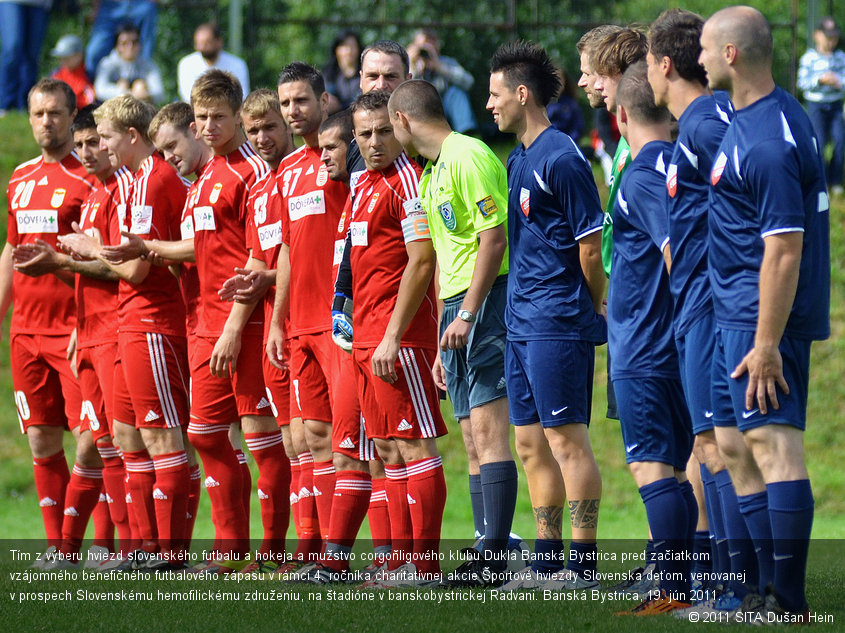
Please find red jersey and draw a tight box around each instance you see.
[75,167,132,348]
[348,154,437,350]
[6,152,95,335]
[245,169,284,342]
[179,172,207,337]
[278,145,349,337]
[51,66,96,109]
[190,143,267,338]
[112,153,187,337]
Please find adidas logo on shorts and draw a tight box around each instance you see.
[339,437,355,449]
[144,410,161,422]
[406,493,417,505]
[397,419,413,431]
[63,506,79,517]
[497,377,506,391]
[204,476,220,488]
[152,488,168,500]
[39,497,57,507]
[257,397,271,409]
[258,489,269,500]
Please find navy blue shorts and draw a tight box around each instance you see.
[615,377,693,470]
[506,339,595,427]
[676,311,716,435]
[711,328,811,432]
[440,276,508,419]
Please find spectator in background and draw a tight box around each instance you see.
[547,69,585,143]
[94,24,164,104]
[407,28,477,133]
[798,16,845,195]
[323,30,362,112]
[0,0,51,114]
[50,35,97,109]
[177,23,249,103]
[86,0,158,78]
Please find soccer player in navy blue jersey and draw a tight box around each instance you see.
[486,40,606,591]
[699,6,830,621]
[646,9,752,613]
[609,61,696,614]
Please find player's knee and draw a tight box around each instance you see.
[333,453,367,473]
[26,425,64,458]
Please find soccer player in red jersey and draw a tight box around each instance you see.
[15,104,135,565]
[0,79,97,563]
[268,63,351,561]
[85,95,191,570]
[347,91,447,587]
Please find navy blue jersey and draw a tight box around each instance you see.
[709,87,830,340]
[505,126,605,342]
[666,92,732,337]
[609,140,678,379]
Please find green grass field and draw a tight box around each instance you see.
[0,110,842,631]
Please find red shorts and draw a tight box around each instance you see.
[10,333,82,432]
[76,342,118,442]
[113,332,189,429]
[190,333,273,423]
[331,346,375,460]
[263,351,292,427]
[352,346,447,441]
[290,331,333,423]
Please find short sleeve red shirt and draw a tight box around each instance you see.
[75,166,132,348]
[348,154,437,350]
[278,145,349,337]
[112,153,187,337]
[190,143,268,338]
[179,178,202,337]
[6,152,95,335]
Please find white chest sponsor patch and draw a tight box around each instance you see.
[333,238,345,266]
[193,206,216,232]
[180,215,195,239]
[257,220,282,251]
[350,221,368,247]
[289,191,326,222]
[16,210,58,234]
[130,205,153,234]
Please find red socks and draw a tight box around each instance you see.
[122,450,157,551]
[92,487,115,551]
[323,470,371,572]
[368,476,391,560]
[289,456,302,537]
[97,442,131,552]
[186,465,202,549]
[384,464,412,570]
[60,464,103,557]
[151,451,190,560]
[244,432,290,562]
[406,457,446,576]
[293,452,321,561]
[312,460,336,541]
[234,448,252,531]
[32,451,70,548]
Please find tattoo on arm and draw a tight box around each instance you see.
[532,505,563,540]
[568,499,600,529]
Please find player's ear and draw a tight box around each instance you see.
[517,84,529,107]
[617,103,628,126]
[661,55,672,77]
[320,91,329,112]
[189,121,199,139]
[724,42,738,65]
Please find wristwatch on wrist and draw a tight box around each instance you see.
[457,309,476,323]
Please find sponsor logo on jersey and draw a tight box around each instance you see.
[130,204,153,234]
[64,506,79,517]
[519,187,530,217]
[306,164,315,176]
[339,437,355,449]
[333,239,345,267]
[438,200,456,230]
[711,152,728,186]
[476,195,497,217]
[367,191,380,214]
[180,215,195,239]
[403,197,424,218]
[193,206,216,232]
[397,419,413,431]
[316,164,328,186]
[152,488,168,500]
[257,220,282,251]
[288,191,326,221]
[204,476,220,488]
[50,188,67,208]
[16,210,58,234]
[666,163,678,198]
[618,148,629,171]
[37,176,48,186]
[209,182,223,204]
[350,221,368,246]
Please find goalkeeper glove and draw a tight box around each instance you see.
[331,293,353,352]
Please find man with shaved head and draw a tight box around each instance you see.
[700,5,829,622]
